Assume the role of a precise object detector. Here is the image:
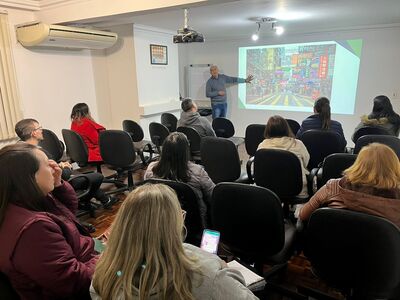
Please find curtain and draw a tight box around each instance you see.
[0,12,21,140]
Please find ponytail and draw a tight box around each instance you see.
[314,97,331,130]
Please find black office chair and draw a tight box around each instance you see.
[212,183,297,296]
[149,122,169,153]
[251,149,307,216]
[38,129,64,162]
[286,119,300,136]
[122,119,155,165]
[62,129,103,173]
[304,208,400,300]
[352,126,391,143]
[244,124,265,157]
[0,272,19,300]
[315,153,357,189]
[143,178,205,246]
[300,129,345,170]
[99,130,143,193]
[200,136,248,184]
[176,126,201,162]
[161,112,178,132]
[212,117,244,147]
[354,135,400,158]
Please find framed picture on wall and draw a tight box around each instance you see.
[150,44,168,65]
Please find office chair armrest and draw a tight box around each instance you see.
[68,174,92,200]
[345,146,354,154]
[246,156,255,183]
[308,167,320,196]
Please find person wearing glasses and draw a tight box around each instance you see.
[14,118,115,209]
[91,184,258,300]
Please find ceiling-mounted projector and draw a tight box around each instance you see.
[173,9,204,43]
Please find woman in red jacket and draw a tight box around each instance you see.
[0,143,97,299]
[71,103,105,162]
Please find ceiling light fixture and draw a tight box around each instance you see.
[249,17,285,40]
[251,22,260,41]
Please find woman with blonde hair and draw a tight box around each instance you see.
[299,143,400,226]
[90,184,258,300]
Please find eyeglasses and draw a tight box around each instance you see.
[32,126,42,131]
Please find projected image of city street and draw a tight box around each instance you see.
[246,44,336,107]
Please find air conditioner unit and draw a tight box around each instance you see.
[16,22,118,50]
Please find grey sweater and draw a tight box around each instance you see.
[177,111,216,138]
[90,243,259,300]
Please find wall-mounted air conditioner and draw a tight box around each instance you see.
[16,22,118,50]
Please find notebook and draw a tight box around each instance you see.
[227,260,266,291]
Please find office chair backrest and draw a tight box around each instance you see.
[319,153,357,188]
[161,113,178,132]
[200,137,241,183]
[352,126,391,143]
[176,126,201,156]
[212,117,235,138]
[99,130,136,168]
[39,129,64,162]
[149,122,169,149]
[245,124,265,157]
[122,119,144,142]
[144,178,204,245]
[354,134,400,158]
[300,129,344,169]
[254,149,302,199]
[305,208,400,298]
[285,119,300,136]
[0,272,19,300]
[212,183,284,259]
[61,129,89,165]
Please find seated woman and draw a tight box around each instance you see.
[70,103,105,162]
[144,132,215,223]
[0,143,97,299]
[258,115,310,197]
[352,95,400,142]
[90,184,258,300]
[296,97,347,149]
[299,143,400,227]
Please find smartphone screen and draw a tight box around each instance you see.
[200,229,220,254]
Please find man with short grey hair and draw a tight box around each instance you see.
[177,98,216,138]
[206,65,253,119]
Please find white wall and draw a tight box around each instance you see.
[133,24,181,137]
[4,8,99,140]
[180,26,400,146]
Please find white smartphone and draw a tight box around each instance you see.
[200,229,220,254]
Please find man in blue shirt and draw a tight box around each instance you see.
[206,65,253,118]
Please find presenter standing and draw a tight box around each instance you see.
[206,65,254,119]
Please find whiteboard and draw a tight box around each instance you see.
[186,64,211,101]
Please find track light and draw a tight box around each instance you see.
[272,23,284,35]
[250,17,285,39]
[251,22,260,41]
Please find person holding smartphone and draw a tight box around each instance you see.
[91,184,258,300]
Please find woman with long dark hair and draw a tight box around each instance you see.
[352,95,400,141]
[144,132,215,222]
[0,143,97,299]
[70,103,105,162]
[296,97,346,147]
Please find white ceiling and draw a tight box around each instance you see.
[76,0,400,40]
